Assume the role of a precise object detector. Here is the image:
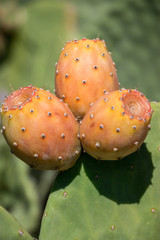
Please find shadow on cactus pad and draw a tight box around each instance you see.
[83,143,153,204]
[53,158,82,191]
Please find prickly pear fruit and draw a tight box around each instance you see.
[0,85,81,170]
[80,89,152,160]
[55,38,119,119]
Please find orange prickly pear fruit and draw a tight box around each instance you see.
[80,89,153,160]
[0,85,81,170]
[55,38,120,119]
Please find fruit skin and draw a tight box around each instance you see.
[80,89,153,160]
[55,38,119,119]
[0,85,81,170]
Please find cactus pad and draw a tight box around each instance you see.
[0,206,33,240]
[39,102,160,240]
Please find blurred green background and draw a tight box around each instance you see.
[0,0,159,238]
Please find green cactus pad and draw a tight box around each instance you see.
[39,102,160,240]
[0,206,34,240]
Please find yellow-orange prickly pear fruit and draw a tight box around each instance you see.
[80,89,153,160]
[0,85,81,170]
[55,38,119,119]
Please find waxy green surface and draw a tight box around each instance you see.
[0,206,33,240]
[39,102,160,240]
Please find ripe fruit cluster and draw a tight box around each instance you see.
[0,38,153,170]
